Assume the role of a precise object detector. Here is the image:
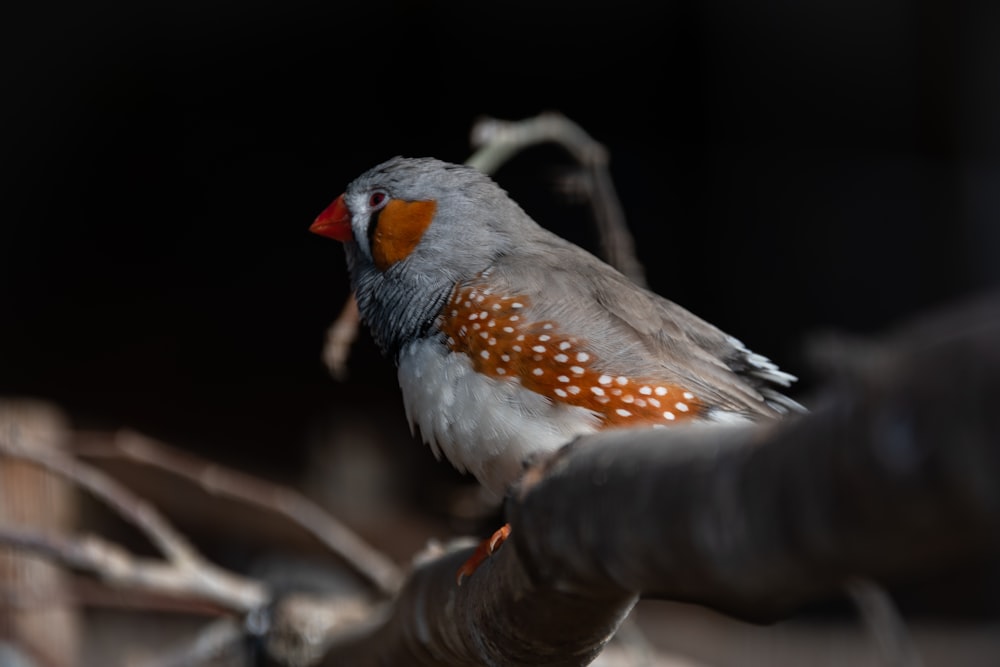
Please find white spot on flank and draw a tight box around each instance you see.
[464,301,471,308]
[487,320,496,327]
[675,402,689,412]
[559,341,571,351]
[533,368,544,376]
[492,303,502,310]
[469,313,478,321]
[516,335,525,341]
[611,388,623,396]
[663,411,676,420]
[472,323,481,330]
[480,350,490,359]
[616,408,632,417]
[639,386,652,395]
[616,376,629,386]
[576,352,590,362]
[649,398,661,408]
[501,354,510,362]
[539,334,551,342]
[510,315,520,321]
[683,391,694,400]
[543,323,554,330]
[570,366,585,375]
[496,367,506,375]
[554,353,569,363]
[654,387,668,396]
[591,387,605,396]
[512,302,524,309]
[622,394,634,403]
[554,388,568,397]
[503,326,514,333]
[512,345,522,352]
[476,295,485,303]
[568,386,580,394]
[451,310,458,317]
[532,345,546,353]
[635,398,647,407]
[488,337,497,345]
[557,375,570,383]
[598,375,612,385]
[479,311,488,319]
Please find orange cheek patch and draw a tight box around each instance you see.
[436,282,704,428]
[371,199,437,271]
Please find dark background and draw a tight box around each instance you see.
[3,0,1000,492]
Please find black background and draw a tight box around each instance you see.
[3,0,999,488]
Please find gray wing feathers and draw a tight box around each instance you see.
[490,231,802,418]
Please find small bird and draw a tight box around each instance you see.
[311,156,802,580]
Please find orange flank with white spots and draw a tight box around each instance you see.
[436,283,703,426]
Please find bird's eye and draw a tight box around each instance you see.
[369,191,388,209]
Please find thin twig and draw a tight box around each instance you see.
[468,112,646,286]
[323,291,361,381]
[0,431,267,612]
[132,616,245,667]
[846,578,925,667]
[0,523,260,612]
[74,429,403,596]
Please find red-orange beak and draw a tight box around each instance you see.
[310,194,353,241]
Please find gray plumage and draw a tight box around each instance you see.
[340,156,801,421]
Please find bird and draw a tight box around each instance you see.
[310,156,802,581]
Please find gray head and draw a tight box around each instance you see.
[310,156,531,358]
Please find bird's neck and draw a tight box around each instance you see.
[347,247,451,361]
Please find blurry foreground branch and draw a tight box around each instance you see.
[319,291,1000,665]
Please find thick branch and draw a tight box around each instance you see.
[510,294,1000,622]
[321,542,636,666]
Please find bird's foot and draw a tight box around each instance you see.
[455,523,511,585]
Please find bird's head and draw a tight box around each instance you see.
[310,156,525,357]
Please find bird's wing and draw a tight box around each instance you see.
[487,233,802,419]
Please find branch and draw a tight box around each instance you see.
[318,291,1000,664]
[468,112,645,287]
[322,289,361,381]
[320,540,637,667]
[75,429,403,596]
[0,433,267,613]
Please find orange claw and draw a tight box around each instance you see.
[456,523,511,585]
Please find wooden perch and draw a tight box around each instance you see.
[318,291,1000,665]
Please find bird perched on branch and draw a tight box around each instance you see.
[310,156,802,581]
